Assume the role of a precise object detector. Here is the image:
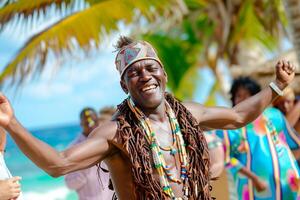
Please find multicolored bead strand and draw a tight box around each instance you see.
[127,97,189,199]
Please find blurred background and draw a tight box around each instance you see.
[0,0,299,199]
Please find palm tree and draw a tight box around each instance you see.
[139,0,287,100]
[0,0,288,100]
[0,0,187,85]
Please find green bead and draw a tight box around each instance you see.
[170,148,177,155]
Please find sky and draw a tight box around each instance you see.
[0,13,227,130]
[0,22,129,129]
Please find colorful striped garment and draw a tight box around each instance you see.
[216,107,300,200]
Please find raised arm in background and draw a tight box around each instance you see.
[184,60,295,130]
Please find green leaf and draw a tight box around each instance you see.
[0,0,185,85]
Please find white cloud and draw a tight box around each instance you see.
[63,52,120,85]
[74,89,104,104]
[68,64,104,83]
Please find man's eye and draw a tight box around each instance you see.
[128,71,137,77]
[148,66,158,71]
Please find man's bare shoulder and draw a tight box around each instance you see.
[182,101,206,121]
[91,120,118,141]
[182,101,205,110]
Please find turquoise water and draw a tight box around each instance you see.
[5,124,82,200]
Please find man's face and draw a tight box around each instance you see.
[233,86,252,106]
[121,59,167,109]
[80,112,98,136]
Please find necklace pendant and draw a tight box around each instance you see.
[170,147,177,155]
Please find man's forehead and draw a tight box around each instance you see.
[130,59,159,68]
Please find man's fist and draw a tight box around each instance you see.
[275,60,296,90]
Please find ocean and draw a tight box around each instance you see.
[5,124,82,200]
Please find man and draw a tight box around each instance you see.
[273,87,300,133]
[64,108,113,200]
[0,36,295,199]
[216,77,300,200]
[0,127,22,200]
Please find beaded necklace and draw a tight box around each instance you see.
[127,97,189,199]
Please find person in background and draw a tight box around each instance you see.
[273,87,300,166]
[0,127,22,200]
[0,177,21,200]
[203,131,228,200]
[98,106,116,124]
[97,106,117,197]
[0,176,21,200]
[273,87,300,133]
[64,108,114,200]
[204,132,224,179]
[206,130,267,200]
[216,77,300,200]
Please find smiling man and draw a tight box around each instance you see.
[0,36,296,200]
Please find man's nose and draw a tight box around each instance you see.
[139,69,152,81]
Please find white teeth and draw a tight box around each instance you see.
[142,85,156,92]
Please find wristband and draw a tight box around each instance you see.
[269,82,284,96]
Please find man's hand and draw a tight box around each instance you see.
[0,177,21,200]
[275,60,296,90]
[0,93,14,128]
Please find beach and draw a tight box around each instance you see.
[5,124,81,200]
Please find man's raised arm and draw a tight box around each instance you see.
[0,93,117,177]
[184,60,296,130]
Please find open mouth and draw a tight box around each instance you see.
[141,84,158,93]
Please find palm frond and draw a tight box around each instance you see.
[142,32,200,92]
[0,0,73,29]
[230,0,279,50]
[0,0,187,85]
[174,66,200,100]
[204,81,220,106]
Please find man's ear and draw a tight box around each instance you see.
[163,69,168,83]
[120,80,128,94]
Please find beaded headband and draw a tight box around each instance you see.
[115,41,163,78]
